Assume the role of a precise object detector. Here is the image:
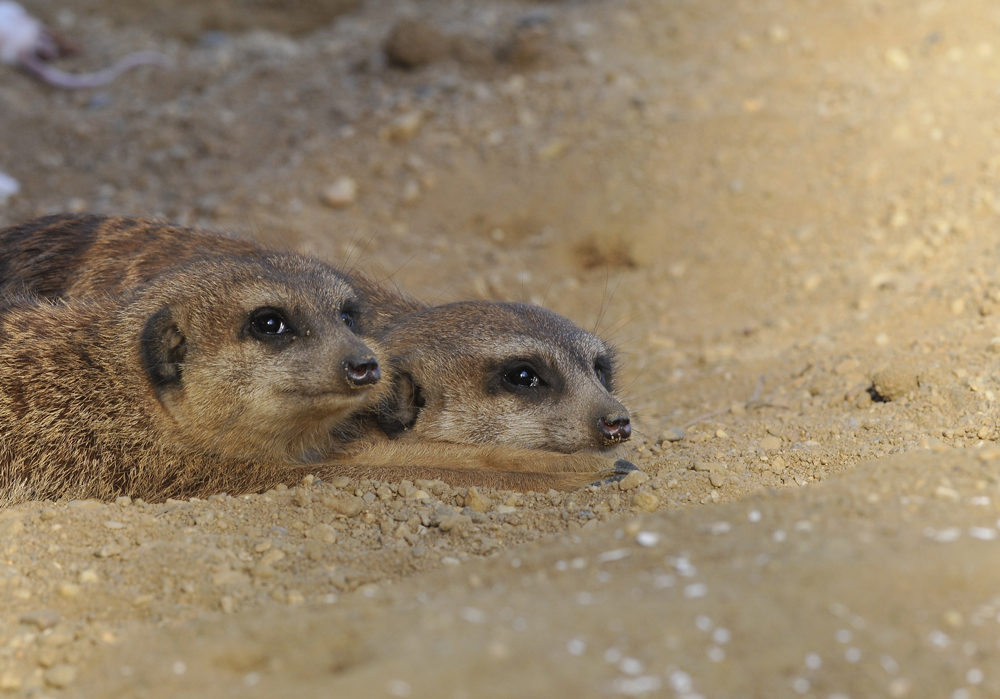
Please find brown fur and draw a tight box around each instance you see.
[0,214,632,453]
[0,256,628,506]
[0,215,634,499]
[0,214,422,335]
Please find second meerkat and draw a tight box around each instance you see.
[0,215,634,457]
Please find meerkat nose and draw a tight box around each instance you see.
[344,356,381,387]
[598,413,632,444]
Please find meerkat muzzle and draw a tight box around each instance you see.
[344,356,381,387]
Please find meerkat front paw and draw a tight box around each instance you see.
[591,458,639,486]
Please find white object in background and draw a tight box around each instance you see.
[0,171,20,205]
[0,0,172,88]
[0,1,44,65]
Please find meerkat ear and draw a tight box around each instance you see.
[141,307,186,391]
[376,371,423,438]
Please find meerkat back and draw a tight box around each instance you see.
[0,214,424,332]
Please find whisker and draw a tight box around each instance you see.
[595,272,625,336]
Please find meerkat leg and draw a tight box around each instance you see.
[317,442,638,491]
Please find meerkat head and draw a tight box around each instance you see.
[130,254,384,462]
[374,301,631,453]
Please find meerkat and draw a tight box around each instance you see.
[0,215,635,477]
[343,301,632,454]
[0,254,628,506]
[0,253,384,505]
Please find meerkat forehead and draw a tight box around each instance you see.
[148,254,359,313]
[405,301,612,367]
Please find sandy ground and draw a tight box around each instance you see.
[3,0,1000,696]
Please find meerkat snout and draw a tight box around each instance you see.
[344,355,381,387]
[597,411,631,445]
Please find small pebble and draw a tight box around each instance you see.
[322,494,365,517]
[260,549,285,566]
[309,523,338,544]
[759,436,782,451]
[658,427,685,442]
[692,461,727,473]
[885,47,911,70]
[57,582,81,598]
[95,543,123,558]
[321,177,358,208]
[401,180,421,204]
[0,671,22,691]
[632,492,659,512]
[383,18,450,68]
[464,487,490,513]
[381,112,424,142]
[43,664,78,689]
[871,367,918,401]
[438,514,472,532]
[618,470,650,491]
[635,531,660,547]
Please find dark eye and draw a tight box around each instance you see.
[595,359,613,389]
[595,365,607,386]
[248,308,294,339]
[503,366,543,388]
[340,310,355,329]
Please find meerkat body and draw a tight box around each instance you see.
[0,215,636,499]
